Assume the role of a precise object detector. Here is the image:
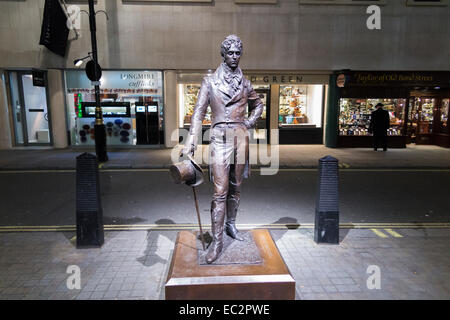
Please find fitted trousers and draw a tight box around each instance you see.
[209,123,249,235]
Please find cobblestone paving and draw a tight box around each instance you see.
[0,228,449,300]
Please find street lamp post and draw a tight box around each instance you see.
[88,0,108,162]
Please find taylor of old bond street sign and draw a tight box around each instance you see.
[346,71,450,87]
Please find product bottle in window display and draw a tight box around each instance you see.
[180,35,264,264]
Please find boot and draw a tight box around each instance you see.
[206,202,226,264]
[225,198,244,241]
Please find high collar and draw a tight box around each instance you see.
[221,62,241,75]
[217,62,243,83]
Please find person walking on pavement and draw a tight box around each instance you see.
[180,35,264,264]
[369,103,390,151]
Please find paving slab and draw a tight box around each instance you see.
[0,228,449,300]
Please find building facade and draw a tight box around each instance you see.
[0,0,449,149]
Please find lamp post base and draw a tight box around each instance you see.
[94,124,108,163]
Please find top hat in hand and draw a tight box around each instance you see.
[170,155,204,187]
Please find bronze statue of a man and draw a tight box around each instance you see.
[181,35,264,264]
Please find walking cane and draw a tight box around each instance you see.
[192,186,206,251]
[170,152,206,251]
[187,154,206,251]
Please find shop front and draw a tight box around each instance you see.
[65,70,164,147]
[335,71,450,148]
[177,71,329,144]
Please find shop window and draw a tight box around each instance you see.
[339,98,406,136]
[179,84,212,128]
[179,83,270,129]
[438,99,449,133]
[65,70,164,146]
[279,85,323,128]
[407,97,436,139]
[409,98,435,135]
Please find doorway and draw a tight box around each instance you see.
[252,89,271,144]
[8,71,52,146]
[406,96,436,144]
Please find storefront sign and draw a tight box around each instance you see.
[345,71,450,87]
[66,70,163,90]
[336,74,346,88]
[119,72,160,88]
[177,72,329,85]
[246,74,329,85]
[32,70,46,87]
[248,75,303,84]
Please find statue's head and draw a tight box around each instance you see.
[220,35,243,70]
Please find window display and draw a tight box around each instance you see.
[339,98,405,136]
[420,99,435,134]
[65,70,164,146]
[278,85,323,128]
[439,99,449,133]
[179,84,212,127]
[407,98,435,137]
[179,83,271,128]
[77,103,132,145]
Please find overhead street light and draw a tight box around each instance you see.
[73,53,92,68]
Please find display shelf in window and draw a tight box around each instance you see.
[439,99,449,133]
[339,98,406,136]
[408,97,436,136]
[278,85,308,126]
[419,98,435,134]
[182,84,212,126]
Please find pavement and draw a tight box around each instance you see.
[0,227,449,300]
[0,144,449,300]
[0,144,449,170]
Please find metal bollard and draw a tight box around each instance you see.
[76,152,104,247]
[314,155,339,244]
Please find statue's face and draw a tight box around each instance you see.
[223,43,241,70]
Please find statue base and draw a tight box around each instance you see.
[165,229,295,300]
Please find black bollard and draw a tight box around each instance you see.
[314,155,339,244]
[76,152,104,247]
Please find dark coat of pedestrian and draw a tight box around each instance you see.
[369,103,390,151]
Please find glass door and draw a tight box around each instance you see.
[9,72,25,145]
[407,97,435,144]
[9,71,51,146]
[418,98,435,135]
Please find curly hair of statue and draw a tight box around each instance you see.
[220,34,243,58]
